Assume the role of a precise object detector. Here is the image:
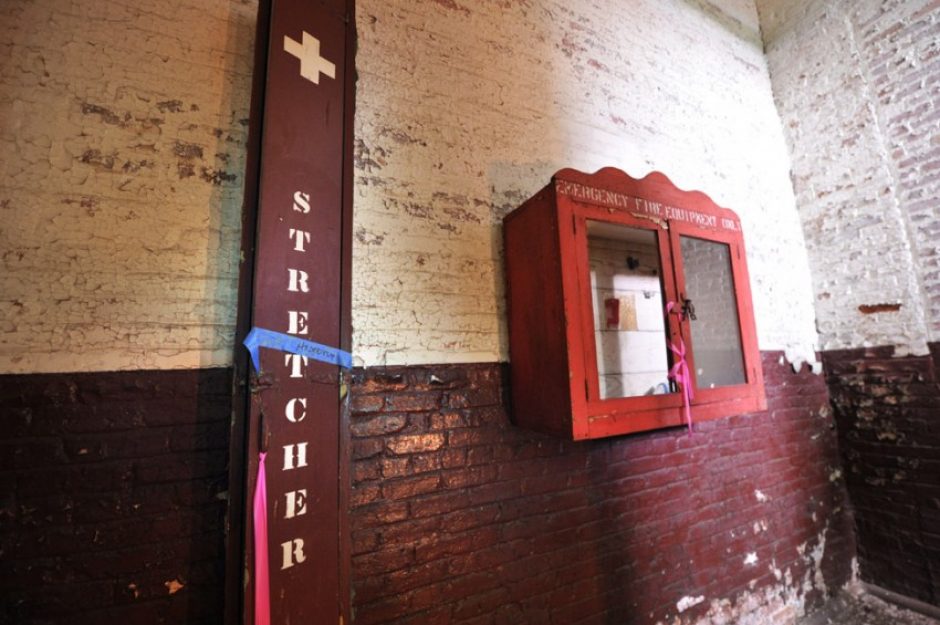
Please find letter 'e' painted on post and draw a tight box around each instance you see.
[285,489,308,519]
[280,538,307,570]
[293,191,311,214]
[283,442,308,470]
[285,397,307,423]
[288,310,309,335]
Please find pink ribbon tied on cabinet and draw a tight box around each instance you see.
[666,301,694,433]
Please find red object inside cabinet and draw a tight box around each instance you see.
[503,168,766,440]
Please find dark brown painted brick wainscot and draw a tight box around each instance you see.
[349,352,856,625]
[0,368,232,625]
[2,350,884,624]
[823,345,940,608]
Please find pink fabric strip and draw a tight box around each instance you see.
[666,302,694,433]
[253,452,270,625]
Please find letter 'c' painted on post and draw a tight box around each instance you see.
[285,397,307,423]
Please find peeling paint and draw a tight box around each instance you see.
[0,0,255,374]
[858,303,903,314]
[762,0,934,354]
[807,524,828,596]
[631,211,669,229]
[352,0,820,367]
[656,568,801,625]
[659,525,833,624]
[165,578,185,595]
[677,595,705,613]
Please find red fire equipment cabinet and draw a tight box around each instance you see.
[503,167,766,440]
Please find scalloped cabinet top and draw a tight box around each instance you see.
[552,168,744,234]
[503,168,765,440]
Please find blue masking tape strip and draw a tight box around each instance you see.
[244,327,352,372]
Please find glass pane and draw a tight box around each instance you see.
[679,236,746,388]
[587,221,672,400]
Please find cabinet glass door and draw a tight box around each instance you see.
[678,235,746,388]
[586,221,673,399]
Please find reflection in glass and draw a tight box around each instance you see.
[587,221,671,399]
[679,236,746,388]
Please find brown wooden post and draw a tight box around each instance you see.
[226,0,354,623]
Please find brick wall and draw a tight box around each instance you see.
[852,0,940,341]
[822,346,940,606]
[760,0,940,606]
[0,368,232,625]
[353,0,820,370]
[348,353,855,625]
[0,0,255,374]
[760,0,939,352]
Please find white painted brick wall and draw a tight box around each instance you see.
[353,0,820,368]
[759,0,939,354]
[0,0,255,374]
[2,0,825,375]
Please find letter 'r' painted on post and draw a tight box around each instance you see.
[280,539,307,570]
[288,269,310,293]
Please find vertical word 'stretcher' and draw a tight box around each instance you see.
[228,1,354,624]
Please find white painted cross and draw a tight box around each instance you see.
[283,31,336,85]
